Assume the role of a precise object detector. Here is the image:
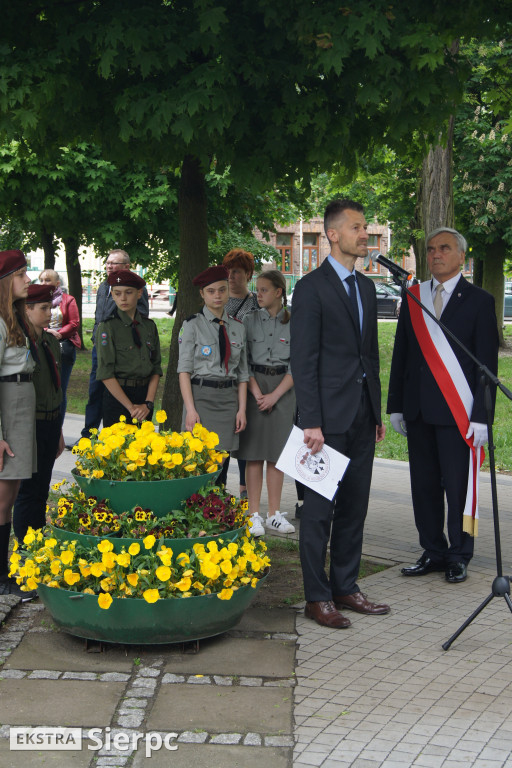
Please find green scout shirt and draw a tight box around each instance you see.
[34,331,63,413]
[96,309,162,381]
[243,308,292,373]
[177,307,249,382]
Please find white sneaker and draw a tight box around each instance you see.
[248,513,265,537]
[265,511,295,534]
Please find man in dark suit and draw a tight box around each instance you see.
[290,199,389,628]
[387,227,498,583]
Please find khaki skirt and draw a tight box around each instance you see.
[182,382,240,452]
[0,381,37,479]
[234,371,295,463]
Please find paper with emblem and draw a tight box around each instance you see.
[276,426,350,501]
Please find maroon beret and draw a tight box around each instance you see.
[107,269,146,289]
[26,284,55,304]
[0,249,27,280]
[192,265,229,288]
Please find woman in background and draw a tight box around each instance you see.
[0,250,37,598]
[222,248,259,497]
[39,269,81,424]
[234,270,295,536]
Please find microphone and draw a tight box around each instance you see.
[375,253,411,281]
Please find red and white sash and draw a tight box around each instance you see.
[407,282,483,536]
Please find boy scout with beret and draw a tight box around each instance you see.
[96,270,162,427]
[13,283,64,542]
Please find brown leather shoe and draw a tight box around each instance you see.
[304,600,351,628]
[334,591,390,615]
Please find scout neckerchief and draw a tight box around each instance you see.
[16,312,40,364]
[407,281,483,536]
[41,337,61,391]
[212,317,231,374]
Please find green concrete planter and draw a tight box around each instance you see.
[37,576,267,644]
[49,524,117,550]
[71,469,219,517]
[49,525,247,556]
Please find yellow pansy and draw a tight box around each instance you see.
[90,562,104,578]
[60,550,74,565]
[156,565,171,582]
[143,534,156,550]
[171,453,183,465]
[98,593,113,610]
[128,543,140,556]
[63,569,80,586]
[127,573,139,587]
[143,589,160,604]
[155,410,167,424]
[218,588,233,600]
[97,539,114,553]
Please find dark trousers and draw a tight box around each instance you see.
[13,416,61,542]
[60,339,76,426]
[299,387,376,602]
[82,345,104,437]
[102,384,148,428]
[406,417,474,564]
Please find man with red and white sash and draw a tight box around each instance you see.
[387,228,498,583]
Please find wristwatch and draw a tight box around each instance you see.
[145,401,154,411]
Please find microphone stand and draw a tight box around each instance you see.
[384,265,512,650]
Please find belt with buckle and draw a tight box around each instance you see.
[251,364,287,376]
[119,377,150,387]
[191,377,234,389]
[36,407,61,421]
[0,373,33,383]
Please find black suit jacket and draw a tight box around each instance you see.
[290,260,382,434]
[387,276,498,424]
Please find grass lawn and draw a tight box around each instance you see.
[67,319,512,472]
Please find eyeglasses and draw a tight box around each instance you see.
[106,262,128,267]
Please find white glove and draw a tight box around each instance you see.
[466,422,488,449]
[390,413,407,437]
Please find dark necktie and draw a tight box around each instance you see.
[213,318,231,374]
[131,320,142,348]
[41,339,61,391]
[16,313,40,364]
[345,274,360,335]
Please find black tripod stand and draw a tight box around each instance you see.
[378,256,512,650]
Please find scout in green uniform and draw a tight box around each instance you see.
[13,283,64,542]
[177,265,249,487]
[96,270,162,427]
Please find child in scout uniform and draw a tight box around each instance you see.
[177,265,249,488]
[13,283,64,543]
[0,249,37,598]
[234,270,295,536]
[96,270,162,427]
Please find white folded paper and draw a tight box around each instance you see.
[276,425,350,501]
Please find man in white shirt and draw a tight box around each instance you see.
[387,228,499,583]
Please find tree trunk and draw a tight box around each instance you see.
[161,155,209,429]
[63,236,85,348]
[482,239,506,347]
[411,117,455,281]
[473,257,483,288]
[40,228,56,270]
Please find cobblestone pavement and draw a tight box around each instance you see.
[1,413,512,767]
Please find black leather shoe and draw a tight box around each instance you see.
[446,562,467,583]
[401,553,445,576]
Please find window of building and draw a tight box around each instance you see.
[276,234,293,273]
[363,234,382,273]
[302,233,319,273]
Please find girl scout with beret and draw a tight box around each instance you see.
[177,265,249,487]
[96,270,162,427]
[0,249,37,597]
[13,283,64,543]
[234,270,295,536]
